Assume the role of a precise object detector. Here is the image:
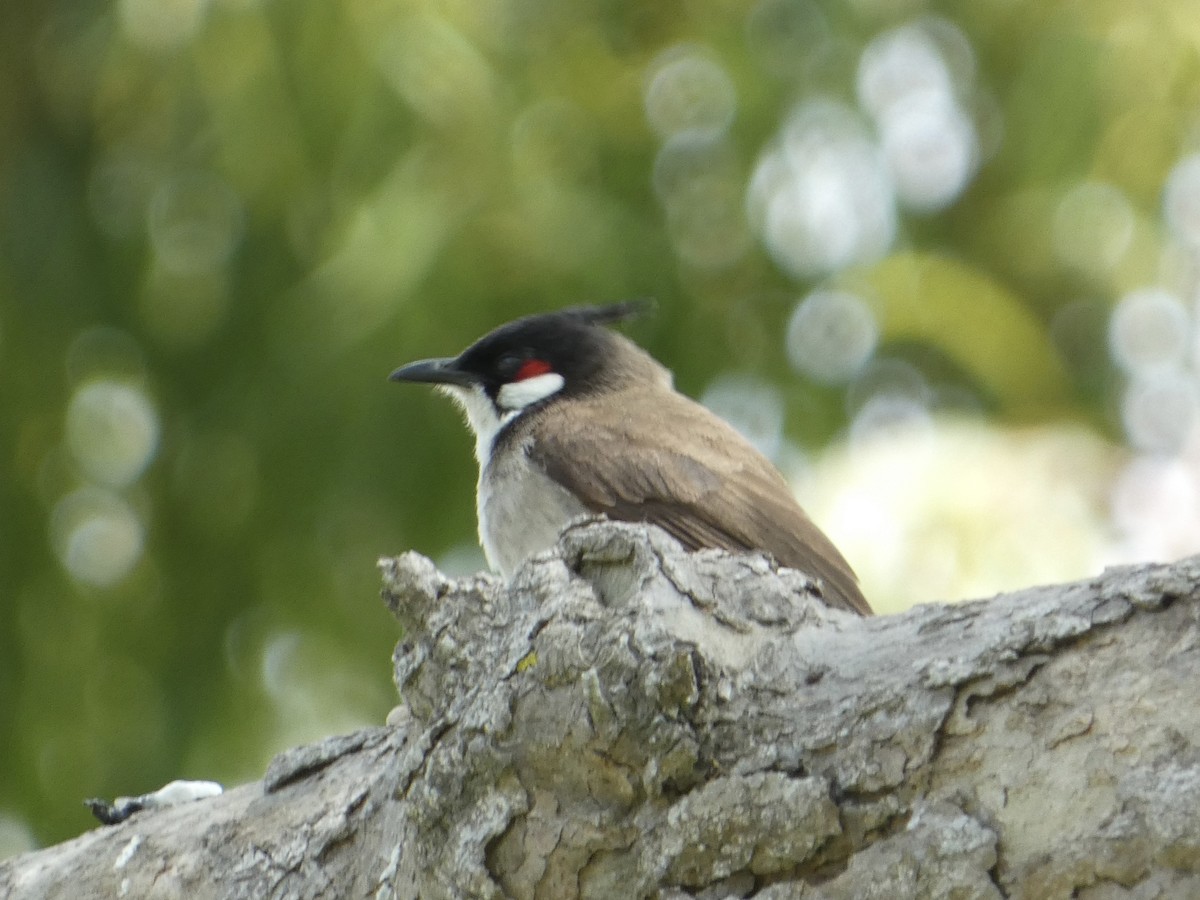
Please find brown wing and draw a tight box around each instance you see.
[527,393,871,615]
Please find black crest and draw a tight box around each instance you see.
[454,301,654,396]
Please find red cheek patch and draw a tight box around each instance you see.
[514,359,553,381]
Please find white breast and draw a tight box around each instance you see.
[477,437,590,576]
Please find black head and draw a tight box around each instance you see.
[390,302,651,412]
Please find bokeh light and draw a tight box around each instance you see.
[147,172,245,277]
[786,289,878,384]
[652,133,750,270]
[50,487,145,588]
[858,21,979,212]
[876,91,977,212]
[644,46,737,140]
[259,629,391,750]
[747,100,896,278]
[845,357,932,420]
[1121,371,1198,454]
[857,22,957,122]
[644,46,748,272]
[1109,287,1192,375]
[1163,154,1200,247]
[849,392,935,449]
[118,0,208,51]
[65,381,159,488]
[844,357,936,448]
[1053,182,1135,277]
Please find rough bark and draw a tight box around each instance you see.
[3,520,1198,900]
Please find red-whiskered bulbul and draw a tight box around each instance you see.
[390,303,871,615]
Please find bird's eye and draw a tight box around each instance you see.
[495,353,525,379]
[495,352,554,382]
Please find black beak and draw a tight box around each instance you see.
[388,357,478,388]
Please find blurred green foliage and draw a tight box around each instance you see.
[1,0,1197,851]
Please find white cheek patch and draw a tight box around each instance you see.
[497,372,565,411]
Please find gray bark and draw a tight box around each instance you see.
[3,520,1198,900]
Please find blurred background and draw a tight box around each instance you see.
[3,0,1199,855]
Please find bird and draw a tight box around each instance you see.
[389,303,871,615]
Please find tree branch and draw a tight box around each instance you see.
[4,521,1198,899]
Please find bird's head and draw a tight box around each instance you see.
[390,302,662,461]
